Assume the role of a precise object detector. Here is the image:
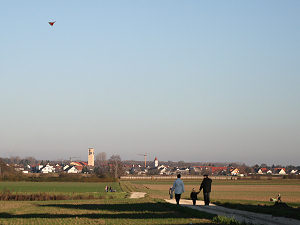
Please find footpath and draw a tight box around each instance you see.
[129,192,146,199]
[165,199,300,225]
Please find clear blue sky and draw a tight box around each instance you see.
[0,1,299,165]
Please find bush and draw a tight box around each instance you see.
[212,215,253,225]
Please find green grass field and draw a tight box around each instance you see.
[0,181,217,225]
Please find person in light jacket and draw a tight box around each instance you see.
[172,174,184,205]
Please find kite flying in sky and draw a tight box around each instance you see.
[48,21,56,26]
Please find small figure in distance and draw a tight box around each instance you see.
[190,188,200,206]
[169,186,173,199]
[172,174,185,205]
[270,193,282,203]
[199,174,212,206]
[109,186,112,192]
[105,185,108,192]
[277,193,281,202]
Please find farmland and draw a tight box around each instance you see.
[128,178,300,220]
[0,179,300,224]
[129,179,300,205]
[0,181,216,224]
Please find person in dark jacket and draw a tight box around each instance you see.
[190,188,200,205]
[199,174,212,205]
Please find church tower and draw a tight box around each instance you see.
[88,148,95,166]
[154,157,158,167]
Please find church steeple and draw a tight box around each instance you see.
[154,157,158,167]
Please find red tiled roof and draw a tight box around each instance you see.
[211,167,227,173]
[274,168,285,171]
[261,168,268,172]
[75,165,83,171]
[80,162,88,166]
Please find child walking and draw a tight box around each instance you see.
[169,186,173,199]
[190,188,200,205]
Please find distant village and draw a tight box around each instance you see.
[1,148,300,178]
[123,157,300,177]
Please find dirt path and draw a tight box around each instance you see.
[165,199,300,225]
[129,192,146,199]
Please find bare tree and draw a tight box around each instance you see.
[25,157,37,165]
[109,154,124,179]
[9,156,21,165]
[94,152,109,177]
[239,164,252,175]
[95,152,107,165]
[178,160,185,167]
[19,157,37,166]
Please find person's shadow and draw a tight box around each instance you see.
[0,202,215,222]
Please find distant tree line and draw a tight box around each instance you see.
[1,156,38,167]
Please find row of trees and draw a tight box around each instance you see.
[2,156,38,166]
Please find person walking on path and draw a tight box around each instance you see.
[199,174,212,205]
[172,174,185,205]
[190,188,200,205]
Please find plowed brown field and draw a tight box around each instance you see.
[144,183,300,203]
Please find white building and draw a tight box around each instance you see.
[154,157,158,167]
[278,169,286,175]
[290,169,298,174]
[40,164,55,173]
[258,169,264,174]
[158,165,168,175]
[64,166,79,174]
[37,165,44,171]
[231,168,240,176]
[63,165,70,170]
